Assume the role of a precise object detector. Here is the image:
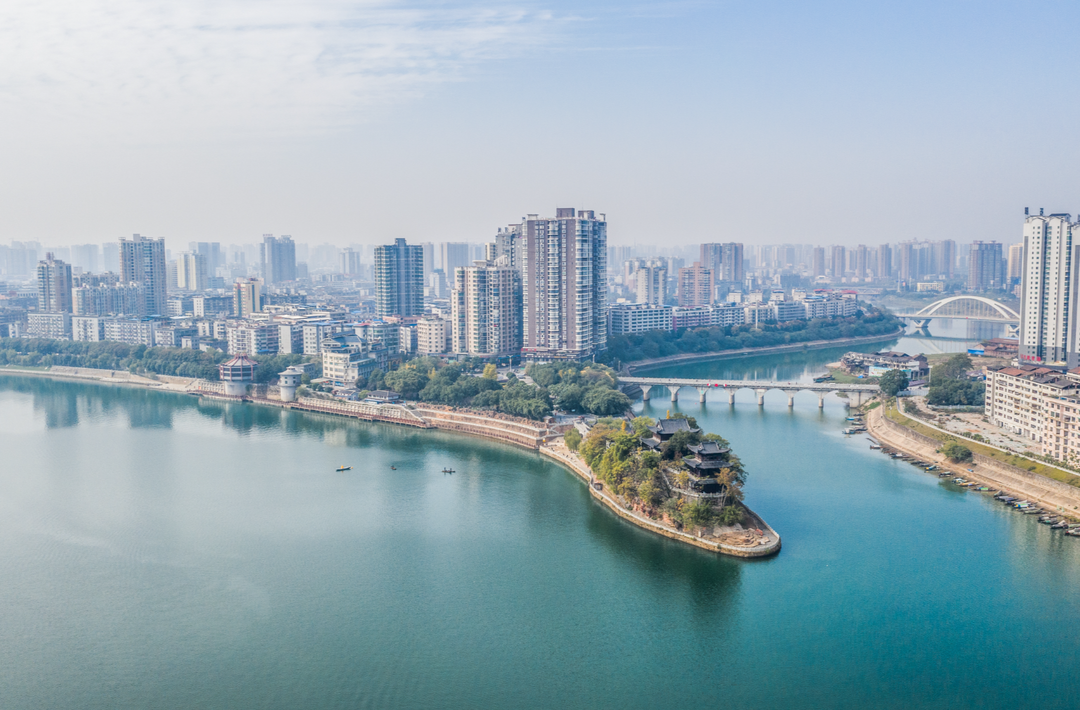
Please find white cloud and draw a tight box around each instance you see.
[0,0,554,140]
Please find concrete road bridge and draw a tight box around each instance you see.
[620,377,880,408]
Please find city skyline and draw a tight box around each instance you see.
[4,1,1080,247]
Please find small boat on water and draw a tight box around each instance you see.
[442,468,455,474]
[336,466,352,472]
[869,444,882,450]
[1052,521,1070,529]
[390,466,397,470]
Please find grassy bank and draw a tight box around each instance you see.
[884,401,1080,486]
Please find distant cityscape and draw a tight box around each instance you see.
[1,205,1056,394]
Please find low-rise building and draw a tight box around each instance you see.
[27,312,72,339]
[226,323,280,356]
[72,315,104,342]
[841,351,929,379]
[102,318,157,346]
[609,303,673,334]
[416,316,449,354]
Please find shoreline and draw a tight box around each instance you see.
[624,326,906,373]
[0,365,780,558]
[865,404,1080,520]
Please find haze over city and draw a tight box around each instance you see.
[4,0,1079,246]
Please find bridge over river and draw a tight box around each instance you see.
[620,377,880,408]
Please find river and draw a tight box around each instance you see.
[3,332,1080,709]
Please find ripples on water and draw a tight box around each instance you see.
[2,336,1080,710]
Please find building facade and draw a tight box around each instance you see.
[260,235,297,284]
[36,253,73,313]
[520,208,607,360]
[374,238,424,318]
[120,234,167,316]
[451,261,522,358]
[1019,214,1078,365]
[677,263,713,307]
[969,240,1005,291]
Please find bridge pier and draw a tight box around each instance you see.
[819,393,825,409]
[850,391,865,408]
[697,387,708,404]
[756,389,766,406]
[640,385,652,401]
[670,387,679,403]
[728,389,735,405]
[785,390,795,407]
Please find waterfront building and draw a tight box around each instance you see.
[520,208,607,361]
[451,260,523,358]
[321,333,372,386]
[671,304,746,330]
[677,262,713,307]
[640,417,701,451]
[71,315,105,341]
[27,312,72,339]
[968,240,1005,291]
[120,234,167,316]
[102,317,157,346]
[609,304,674,335]
[302,322,340,355]
[840,351,929,379]
[986,365,1080,450]
[260,235,297,284]
[219,354,258,396]
[36,253,73,313]
[226,323,280,356]
[1019,213,1079,365]
[802,294,858,319]
[374,238,424,317]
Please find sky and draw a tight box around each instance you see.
[2,0,1079,248]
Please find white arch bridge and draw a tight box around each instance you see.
[894,296,1020,328]
[620,377,880,408]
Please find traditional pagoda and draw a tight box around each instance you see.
[219,354,258,396]
[640,417,701,451]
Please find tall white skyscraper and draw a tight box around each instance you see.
[120,234,167,316]
[374,238,424,317]
[1019,213,1079,365]
[634,262,667,305]
[520,208,607,360]
[176,251,208,291]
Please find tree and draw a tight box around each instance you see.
[631,416,654,437]
[482,363,498,380]
[581,386,632,416]
[941,441,973,462]
[932,353,973,382]
[564,428,582,451]
[878,368,910,397]
[383,367,429,399]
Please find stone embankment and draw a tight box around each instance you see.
[623,327,905,373]
[540,441,781,558]
[866,406,1080,518]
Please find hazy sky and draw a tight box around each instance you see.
[3,0,1078,247]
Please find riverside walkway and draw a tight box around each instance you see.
[620,376,880,407]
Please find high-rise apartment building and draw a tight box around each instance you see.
[340,248,363,276]
[875,244,892,280]
[968,241,1005,291]
[1019,214,1079,365]
[494,228,522,270]
[700,244,723,277]
[36,253,73,313]
[678,263,714,307]
[811,247,825,279]
[1007,242,1025,285]
[233,278,262,317]
[451,260,522,358]
[189,242,224,274]
[260,235,296,284]
[634,262,667,305]
[854,245,868,280]
[719,243,744,283]
[176,251,208,291]
[829,246,846,281]
[439,242,470,279]
[374,238,424,317]
[120,234,167,316]
[520,208,607,360]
